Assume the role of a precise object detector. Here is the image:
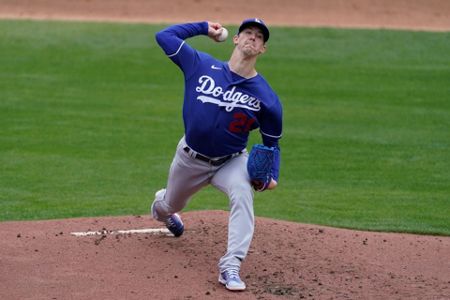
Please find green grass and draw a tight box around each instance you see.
[1,20,449,235]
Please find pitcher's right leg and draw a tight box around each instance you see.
[151,137,211,224]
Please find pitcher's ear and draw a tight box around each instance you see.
[233,34,240,45]
[260,44,267,54]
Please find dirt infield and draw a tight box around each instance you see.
[0,0,449,31]
[1,1,450,299]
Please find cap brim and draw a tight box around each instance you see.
[238,22,270,42]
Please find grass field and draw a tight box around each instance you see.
[1,20,449,235]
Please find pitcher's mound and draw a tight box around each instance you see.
[0,210,449,299]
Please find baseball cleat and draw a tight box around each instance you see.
[218,269,246,291]
[165,213,184,237]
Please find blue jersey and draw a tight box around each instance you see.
[155,22,282,180]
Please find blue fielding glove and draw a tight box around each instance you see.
[247,144,275,191]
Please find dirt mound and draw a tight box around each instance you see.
[1,210,449,299]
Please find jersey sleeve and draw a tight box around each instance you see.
[259,94,283,182]
[155,22,209,78]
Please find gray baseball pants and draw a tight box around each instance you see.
[151,136,254,273]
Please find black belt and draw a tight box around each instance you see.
[183,146,241,166]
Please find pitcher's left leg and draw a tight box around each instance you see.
[211,153,254,289]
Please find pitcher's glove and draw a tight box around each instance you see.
[247,144,275,191]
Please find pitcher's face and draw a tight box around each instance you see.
[234,26,266,57]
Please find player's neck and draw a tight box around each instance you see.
[228,51,258,79]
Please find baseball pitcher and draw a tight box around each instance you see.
[151,18,283,291]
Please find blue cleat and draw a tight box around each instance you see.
[165,213,184,237]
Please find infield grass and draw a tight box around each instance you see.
[1,20,449,235]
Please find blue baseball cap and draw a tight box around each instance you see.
[238,18,270,42]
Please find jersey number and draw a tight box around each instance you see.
[229,112,256,133]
